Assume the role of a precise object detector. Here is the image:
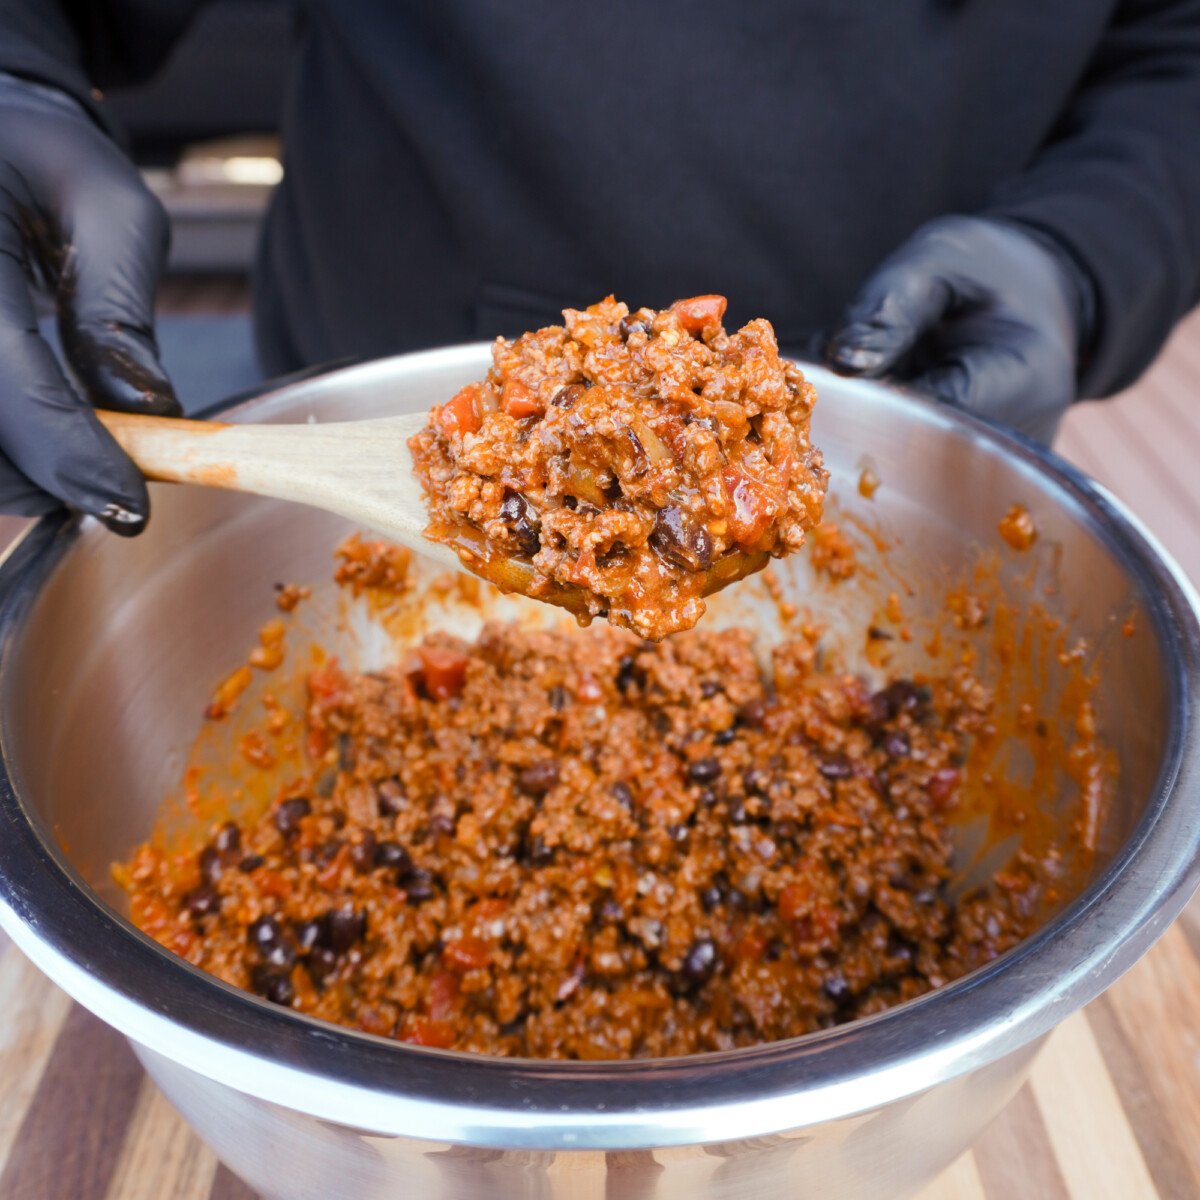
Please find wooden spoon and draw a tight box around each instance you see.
[97,410,767,614]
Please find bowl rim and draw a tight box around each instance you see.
[0,345,1198,1150]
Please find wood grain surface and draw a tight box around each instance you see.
[0,302,1198,1200]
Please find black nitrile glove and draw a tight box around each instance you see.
[0,71,179,534]
[826,215,1095,446]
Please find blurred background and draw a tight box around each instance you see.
[109,0,291,278]
[81,0,295,411]
[58,0,1200,596]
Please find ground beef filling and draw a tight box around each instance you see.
[124,624,1054,1060]
[407,295,828,640]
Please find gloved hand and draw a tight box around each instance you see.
[0,71,179,534]
[825,215,1095,445]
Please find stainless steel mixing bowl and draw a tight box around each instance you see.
[0,347,1198,1200]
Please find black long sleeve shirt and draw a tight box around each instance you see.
[4,0,1200,395]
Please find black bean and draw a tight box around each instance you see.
[349,831,377,874]
[616,654,642,693]
[612,781,634,809]
[292,919,323,953]
[619,314,652,341]
[562,494,578,510]
[183,885,220,918]
[698,787,719,808]
[376,777,406,817]
[552,383,585,409]
[427,813,456,839]
[743,767,772,797]
[819,755,853,780]
[499,490,541,556]
[238,854,265,873]
[600,898,623,922]
[528,836,555,866]
[250,964,295,1006]
[248,913,282,951]
[822,971,851,1003]
[273,797,311,837]
[680,937,718,988]
[649,505,713,571]
[405,869,436,904]
[314,839,343,868]
[714,726,736,746]
[867,626,894,642]
[307,946,338,986]
[700,680,721,698]
[727,799,749,825]
[214,821,241,857]
[699,885,724,913]
[374,840,413,876]
[667,822,689,844]
[737,697,768,729]
[517,760,560,796]
[687,757,721,785]
[547,685,569,711]
[869,680,929,727]
[248,915,296,970]
[323,903,366,954]
[198,847,223,886]
[882,729,911,759]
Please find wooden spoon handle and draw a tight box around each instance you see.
[95,408,440,553]
[97,411,241,488]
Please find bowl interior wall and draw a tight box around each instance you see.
[2,355,1168,920]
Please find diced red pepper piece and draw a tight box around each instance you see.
[502,379,544,419]
[427,970,460,1021]
[417,645,469,700]
[671,294,727,335]
[400,1014,456,1049]
[442,935,491,972]
[438,386,482,436]
[722,469,777,547]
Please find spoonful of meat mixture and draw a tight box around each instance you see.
[408,295,828,639]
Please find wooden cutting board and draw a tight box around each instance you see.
[2,309,1199,1200]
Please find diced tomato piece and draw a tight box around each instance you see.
[428,970,460,1021]
[307,660,346,702]
[928,767,960,809]
[400,1014,456,1049]
[438,386,482,436]
[472,898,509,922]
[733,930,767,962]
[794,903,840,952]
[416,645,469,700]
[442,935,491,972]
[671,294,727,335]
[502,379,544,419]
[722,469,777,547]
[777,880,814,923]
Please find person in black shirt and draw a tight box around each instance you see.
[1,1,1198,532]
